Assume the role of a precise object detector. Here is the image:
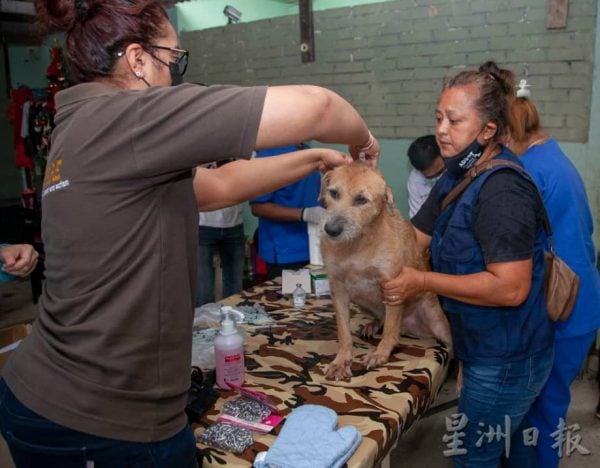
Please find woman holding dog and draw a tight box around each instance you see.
[505,82,600,468]
[0,1,380,466]
[383,61,554,467]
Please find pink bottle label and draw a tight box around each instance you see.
[215,348,245,389]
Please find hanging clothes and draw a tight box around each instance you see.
[7,86,34,169]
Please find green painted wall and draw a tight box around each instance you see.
[8,45,52,90]
[177,0,291,31]
[176,0,392,31]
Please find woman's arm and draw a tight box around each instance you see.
[194,148,349,211]
[257,86,380,165]
[382,259,532,307]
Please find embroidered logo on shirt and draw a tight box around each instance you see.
[42,159,70,198]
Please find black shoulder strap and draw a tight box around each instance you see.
[440,159,553,241]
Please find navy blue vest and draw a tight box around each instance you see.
[431,149,553,364]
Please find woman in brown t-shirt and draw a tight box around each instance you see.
[0,1,380,467]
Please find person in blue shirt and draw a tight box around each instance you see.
[251,144,324,279]
[0,244,38,281]
[506,82,600,468]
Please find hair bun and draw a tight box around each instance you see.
[75,0,88,17]
[478,60,515,96]
[34,0,78,33]
[74,0,97,20]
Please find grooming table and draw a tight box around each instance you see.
[195,278,451,468]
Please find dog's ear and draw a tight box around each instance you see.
[385,186,396,216]
[319,172,332,208]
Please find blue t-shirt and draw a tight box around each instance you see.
[251,145,321,264]
[521,139,600,338]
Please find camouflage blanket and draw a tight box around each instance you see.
[196,279,451,468]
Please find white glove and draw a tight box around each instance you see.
[302,206,326,224]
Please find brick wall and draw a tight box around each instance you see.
[183,0,597,142]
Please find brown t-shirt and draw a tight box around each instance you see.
[3,82,267,442]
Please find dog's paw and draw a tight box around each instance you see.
[325,356,353,381]
[361,350,391,370]
[359,320,383,339]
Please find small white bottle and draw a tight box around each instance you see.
[293,283,306,308]
[214,310,245,389]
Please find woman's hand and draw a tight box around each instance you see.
[381,266,426,305]
[195,147,352,211]
[382,260,533,307]
[317,148,353,172]
[348,132,381,167]
[0,244,39,278]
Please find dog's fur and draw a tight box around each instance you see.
[319,163,452,381]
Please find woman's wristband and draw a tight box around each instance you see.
[358,131,375,152]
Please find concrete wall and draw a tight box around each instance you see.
[181,0,600,246]
[183,0,595,142]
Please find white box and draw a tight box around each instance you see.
[281,268,312,295]
[311,269,330,296]
[308,223,324,266]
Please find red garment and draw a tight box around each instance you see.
[7,86,34,169]
[7,86,33,143]
[14,142,33,169]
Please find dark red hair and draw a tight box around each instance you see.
[508,97,543,145]
[34,0,169,83]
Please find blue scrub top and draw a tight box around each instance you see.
[521,139,600,338]
[251,145,321,264]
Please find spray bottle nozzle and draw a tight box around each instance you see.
[220,306,243,335]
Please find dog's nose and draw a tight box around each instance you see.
[324,219,344,238]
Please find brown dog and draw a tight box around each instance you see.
[319,163,452,381]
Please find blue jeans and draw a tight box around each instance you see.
[448,345,554,467]
[196,224,245,306]
[0,380,198,468]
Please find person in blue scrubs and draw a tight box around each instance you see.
[506,87,600,468]
[250,144,323,279]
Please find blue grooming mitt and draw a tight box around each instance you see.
[254,404,362,468]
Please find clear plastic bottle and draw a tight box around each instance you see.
[214,310,245,389]
[293,283,306,309]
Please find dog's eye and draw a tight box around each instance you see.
[329,189,339,200]
[354,195,369,206]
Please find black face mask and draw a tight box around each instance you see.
[443,138,486,177]
[147,51,186,86]
[169,62,184,86]
[137,62,184,87]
